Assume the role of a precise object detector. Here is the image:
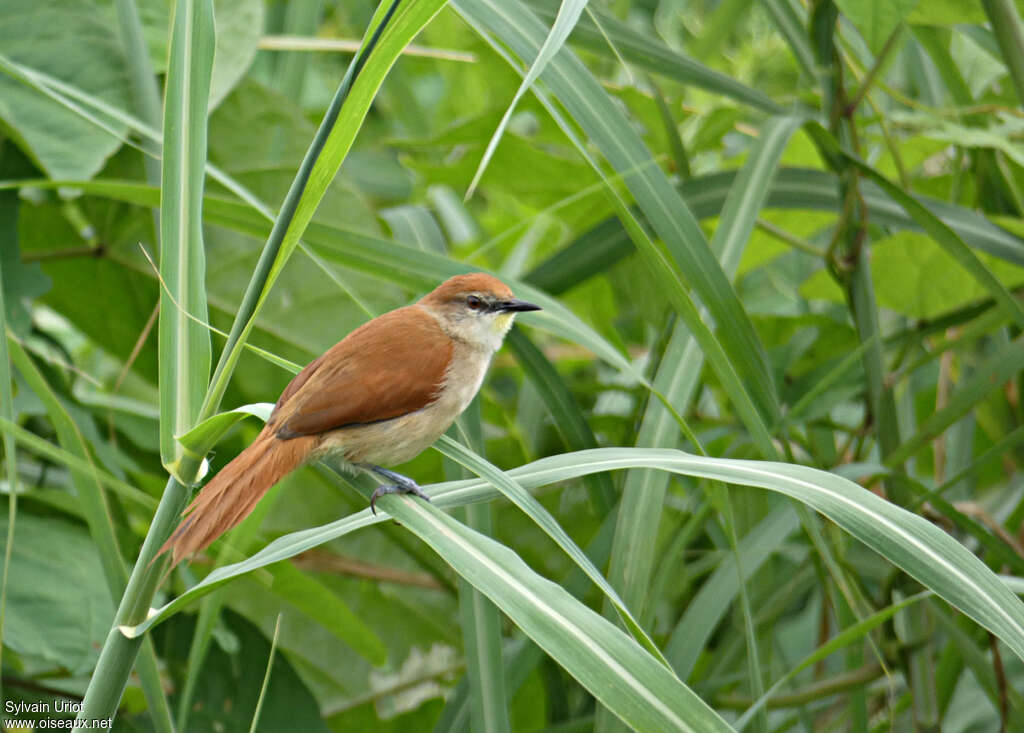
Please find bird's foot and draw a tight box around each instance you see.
[363,465,431,515]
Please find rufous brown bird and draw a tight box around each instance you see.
[159,273,540,567]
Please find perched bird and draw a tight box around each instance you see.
[159,273,540,567]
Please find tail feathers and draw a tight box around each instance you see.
[159,428,314,567]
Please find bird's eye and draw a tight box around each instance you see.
[466,295,483,310]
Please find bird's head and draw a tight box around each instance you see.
[421,273,541,351]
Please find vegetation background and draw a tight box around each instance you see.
[2,0,1024,730]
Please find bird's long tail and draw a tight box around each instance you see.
[159,427,314,567]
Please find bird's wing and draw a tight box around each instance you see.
[272,305,454,438]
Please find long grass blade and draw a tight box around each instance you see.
[0,241,17,719]
[158,0,214,481]
[466,0,588,198]
[125,447,1024,673]
[437,436,667,665]
[456,0,782,428]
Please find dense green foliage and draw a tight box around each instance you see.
[2,0,1024,730]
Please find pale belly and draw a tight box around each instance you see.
[314,344,490,468]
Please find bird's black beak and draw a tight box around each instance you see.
[499,298,542,313]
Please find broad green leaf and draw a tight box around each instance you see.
[0,0,130,179]
[0,509,114,675]
[806,122,1024,328]
[868,231,1024,319]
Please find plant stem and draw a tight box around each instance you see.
[76,2,406,727]
[74,473,192,729]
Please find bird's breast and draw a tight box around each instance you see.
[316,342,493,467]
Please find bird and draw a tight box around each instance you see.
[159,273,541,567]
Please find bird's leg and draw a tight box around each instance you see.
[360,464,432,515]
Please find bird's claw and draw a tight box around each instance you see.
[369,480,432,515]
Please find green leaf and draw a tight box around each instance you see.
[371,497,732,733]
[868,231,1024,319]
[0,509,115,675]
[0,0,130,179]
[176,402,274,456]
[436,436,667,665]
[525,0,783,113]
[467,0,588,197]
[209,0,263,109]
[457,0,782,429]
[129,448,1024,672]
[158,0,215,479]
[805,122,1024,329]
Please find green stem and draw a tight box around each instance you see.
[74,473,192,729]
[0,232,16,728]
[77,2,406,727]
[714,663,885,709]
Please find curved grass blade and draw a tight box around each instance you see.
[524,0,782,113]
[436,436,668,666]
[457,0,781,427]
[127,447,1024,672]
[369,496,732,733]
[466,0,588,198]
